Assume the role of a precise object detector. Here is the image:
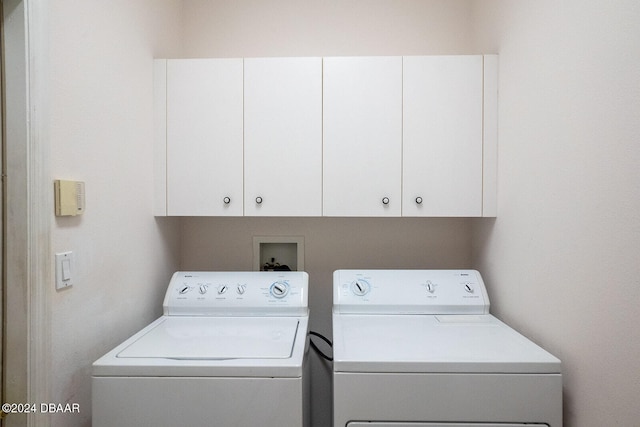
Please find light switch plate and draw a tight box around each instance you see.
[55,251,74,290]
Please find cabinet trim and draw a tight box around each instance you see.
[153,59,167,216]
[482,54,498,217]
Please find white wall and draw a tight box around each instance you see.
[182,0,475,57]
[4,1,31,418]
[179,1,478,425]
[471,1,640,425]
[48,1,182,426]
[43,1,639,426]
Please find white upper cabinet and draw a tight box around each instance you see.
[166,58,244,216]
[155,55,497,217]
[244,57,322,216]
[402,55,483,217]
[323,57,403,216]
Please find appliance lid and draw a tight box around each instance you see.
[117,316,299,360]
[333,314,561,374]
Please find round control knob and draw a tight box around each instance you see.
[223,197,231,204]
[351,279,371,296]
[464,283,474,293]
[415,196,423,205]
[255,196,263,204]
[236,284,246,295]
[270,281,290,298]
[199,284,208,294]
[426,281,435,293]
[178,285,190,294]
[382,197,390,205]
[217,285,228,295]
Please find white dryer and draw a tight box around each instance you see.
[333,269,562,427]
[93,271,310,427]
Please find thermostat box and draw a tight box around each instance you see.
[54,180,85,216]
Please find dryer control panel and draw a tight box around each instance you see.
[333,269,489,314]
[164,271,308,316]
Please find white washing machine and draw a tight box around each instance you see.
[333,269,562,427]
[92,271,310,427]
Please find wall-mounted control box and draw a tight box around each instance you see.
[54,180,85,216]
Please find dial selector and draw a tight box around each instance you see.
[179,285,190,294]
[464,283,474,293]
[198,284,208,294]
[351,279,371,296]
[270,281,290,298]
[236,284,246,295]
[426,281,435,293]
[217,285,228,295]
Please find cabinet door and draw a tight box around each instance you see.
[403,55,483,216]
[166,58,243,216]
[244,57,322,216]
[323,57,402,216]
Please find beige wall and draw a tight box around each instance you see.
[181,217,472,424]
[180,217,473,329]
[471,1,640,426]
[48,1,182,426]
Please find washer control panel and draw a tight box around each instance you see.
[164,271,308,316]
[333,269,489,315]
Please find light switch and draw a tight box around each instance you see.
[55,251,74,290]
[62,259,72,281]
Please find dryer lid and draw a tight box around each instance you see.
[333,314,561,373]
[116,316,299,360]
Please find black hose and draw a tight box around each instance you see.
[308,331,333,362]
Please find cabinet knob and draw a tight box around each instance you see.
[255,196,263,204]
[382,197,390,205]
[223,197,231,204]
[415,196,423,205]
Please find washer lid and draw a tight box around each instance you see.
[333,314,561,374]
[117,317,299,360]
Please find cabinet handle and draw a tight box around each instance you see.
[382,197,390,205]
[223,197,231,204]
[255,196,263,204]
[415,196,423,205]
